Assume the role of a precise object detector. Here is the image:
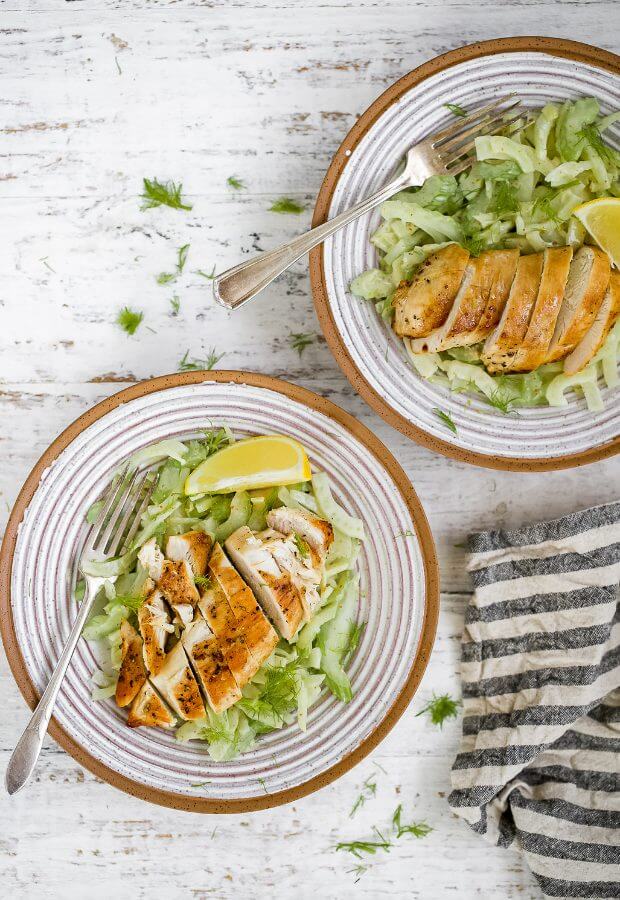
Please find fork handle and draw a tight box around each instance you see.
[5,577,104,795]
[213,171,409,310]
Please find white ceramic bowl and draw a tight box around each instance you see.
[311,38,620,470]
[0,372,438,812]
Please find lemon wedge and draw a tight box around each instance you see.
[574,197,620,268]
[184,434,311,495]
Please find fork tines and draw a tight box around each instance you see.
[85,464,157,558]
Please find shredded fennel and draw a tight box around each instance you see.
[350,98,620,411]
[82,428,365,761]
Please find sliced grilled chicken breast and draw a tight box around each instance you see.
[182,616,241,713]
[198,576,264,686]
[512,246,574,371]
[158,559,200,627]
[150,641,206,721]
[225,526,305,640]
[259,530,322,620]
[138,537,165,581]
[546,246,611,362]
[166,530,212,578]
[137,587,172,676]
[564,269,620,375]
[266,507,334,558]
[207,543,278,671]
[392,244,470,338]
[409,249,519,353]
[481,252,544,373]
[127,680,176,729]
[115,619,148,708]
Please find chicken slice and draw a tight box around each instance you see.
[546,246,611,362]
[266,507,334,558]
[181,616,241,714]
[198,577,263,687]
[259,530,322,621]
[509,247,574,372]
[115,619,148,708]
[158,559,200,627]
[138,537,165,581]
[409,250,520,353]
[481,252,544,373]
[392,244,470,338]
[137,587,172,676]
[150,640,206,721]
[127,680,176,729]
[225,527,305,640]
[166,530,213,578]
[207,543,278,668]
[564,270,620,375]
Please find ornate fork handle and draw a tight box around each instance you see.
[213,171,409,311]
[5,576,105,795]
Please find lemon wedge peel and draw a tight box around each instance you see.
[574,197,620,269]
[184,434,311,495]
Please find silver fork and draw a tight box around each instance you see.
[213,94,525,311]
[5,464,156,795]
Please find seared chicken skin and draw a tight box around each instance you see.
[409,249,519,353]
[139,536,201,627]
[166,531,212,578]
[182,615,242,713]
[225,526,305,640]
[393,244,470,338]
[207,543,279,664]
[127,680,176,729]
[137,587,172,676]
[115,619,148,708]
[564,269,620,375]
[150,641,206,722]
[546,246,611,362]
[512,246,573,372]
[266,507,334,558]
[481,253,544,373]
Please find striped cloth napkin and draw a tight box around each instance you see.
[448,501,620,899]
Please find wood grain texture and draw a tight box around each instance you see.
[0,4,617,897]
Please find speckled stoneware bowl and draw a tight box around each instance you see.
[310,38,620,471]
[0,373,438,812]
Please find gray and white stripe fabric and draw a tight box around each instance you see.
[448,502,620,898]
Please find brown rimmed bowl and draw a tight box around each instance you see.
[0,372,439,812]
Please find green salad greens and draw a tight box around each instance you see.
[350,98,620,412]
[83,427,364,761]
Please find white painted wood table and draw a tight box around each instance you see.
[1,4,618,898]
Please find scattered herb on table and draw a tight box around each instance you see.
[227,175,246,190]
[416,693,461,728]
[347,864,369,882]
[336,826,393,859]
[432,407,457,434]
[444,102,467,117]
[156,271,175,285]
[196,266,216,280]
[269,197,305,214]
[289,332,315,357]
[140,177,192,211]
[350,775,378,818]
[169,295,180,316]
[116,307,143,335]
[392,804,433,839]
[178,348,225,372]
[176,243,190,273]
